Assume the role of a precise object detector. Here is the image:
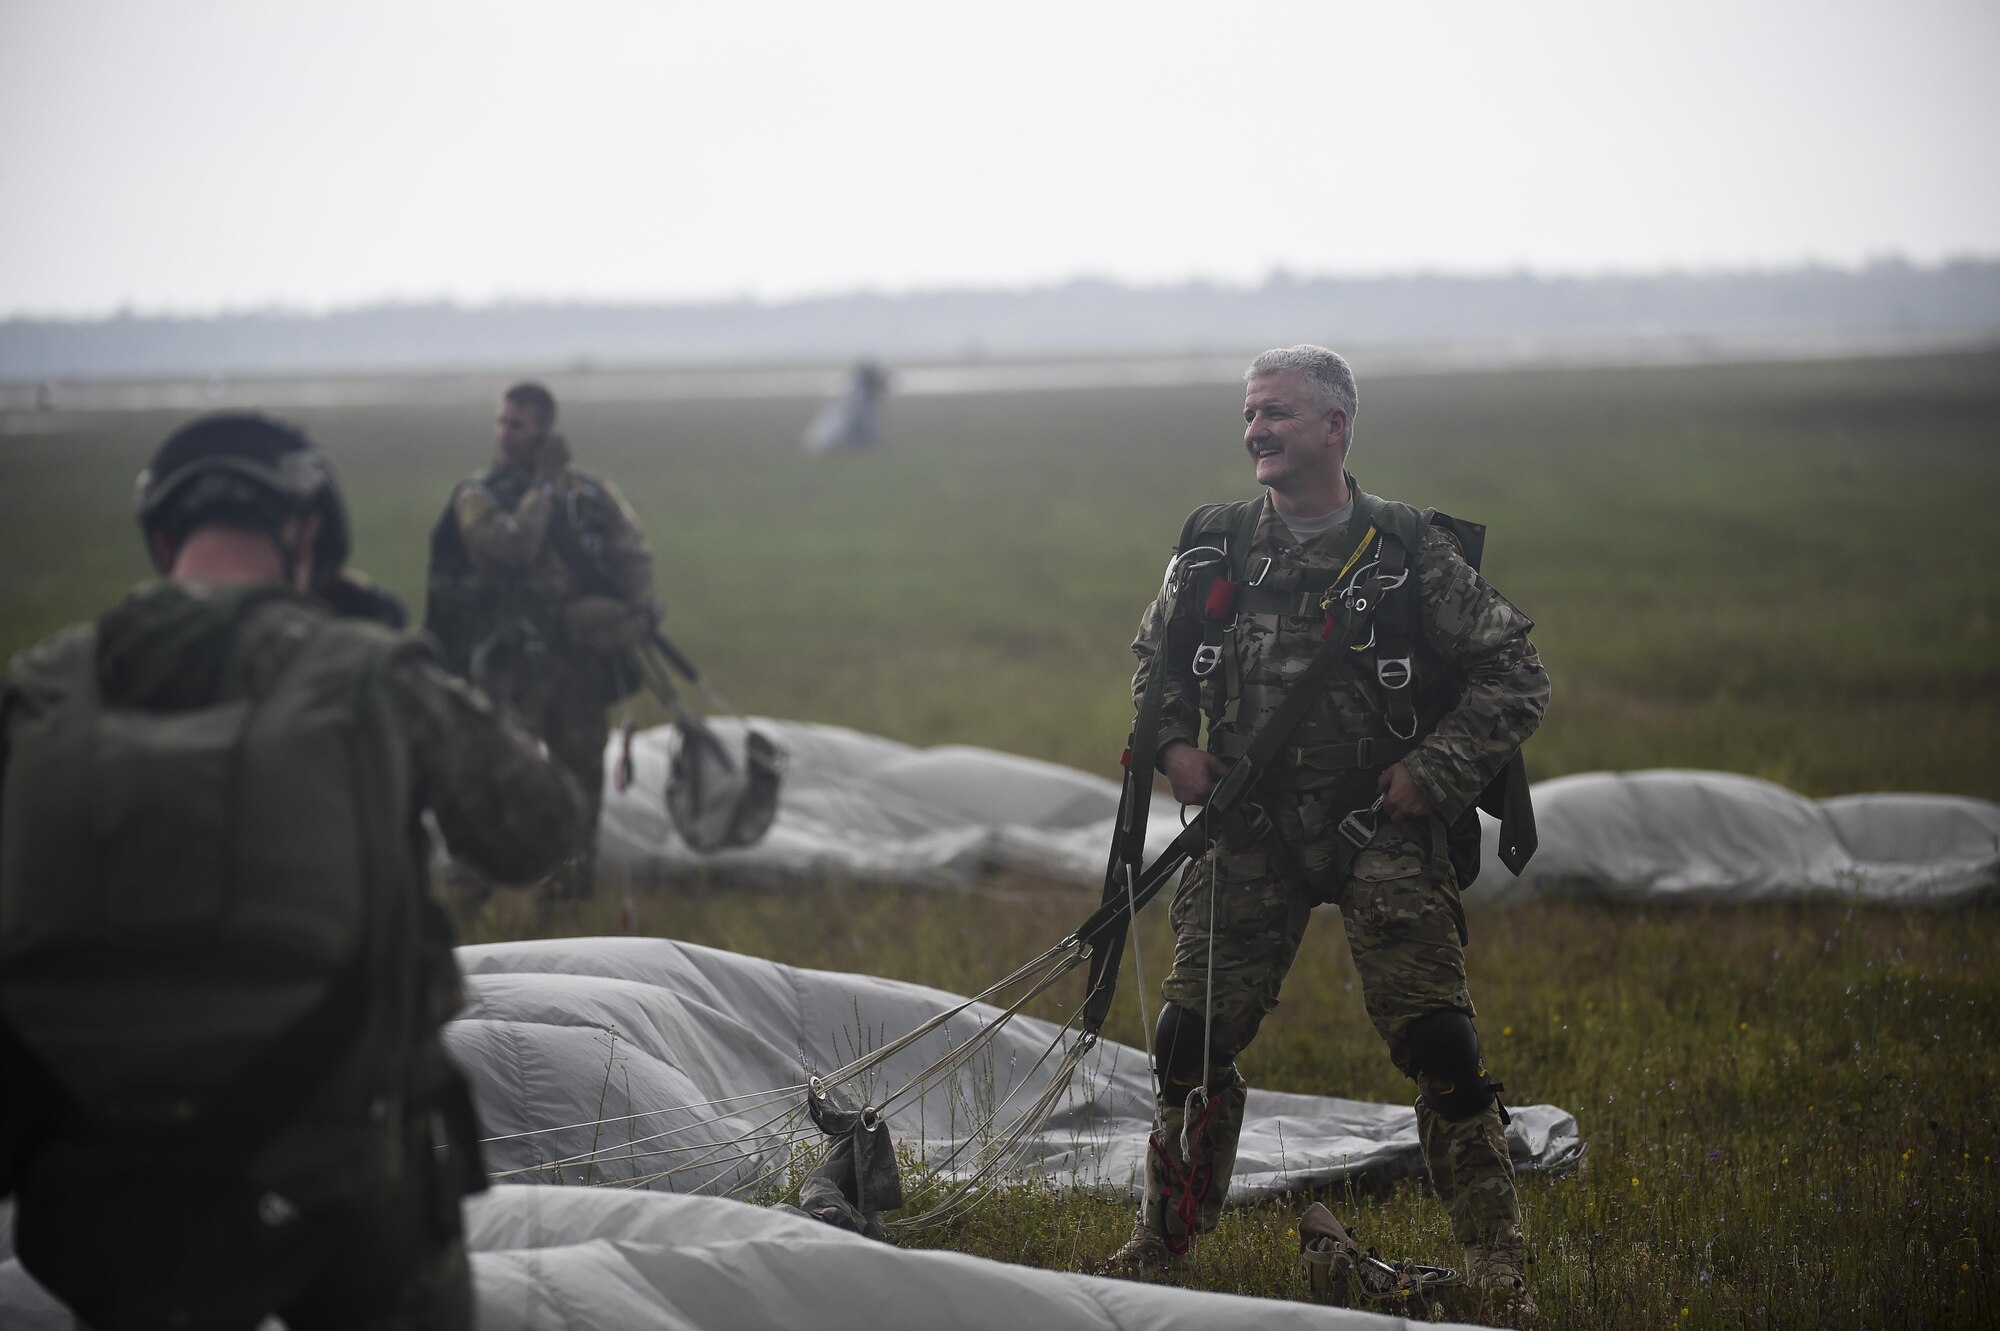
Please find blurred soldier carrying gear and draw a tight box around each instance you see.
[1099,347,1548,1321]
[425,381,660,904]
[0,413,587,1331]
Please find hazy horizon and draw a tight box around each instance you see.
[7,254,1997,326]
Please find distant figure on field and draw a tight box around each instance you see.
[1100,346,1548,1322]
[803,360,889,452]
[0,413,585,1330]
[425,381,660,903]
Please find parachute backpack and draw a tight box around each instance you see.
[0,592,479,1329]
[626,632,785,854]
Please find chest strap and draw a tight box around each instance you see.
[1210,732,1416,770]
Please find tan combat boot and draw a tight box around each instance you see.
[1462,1225,1540,1325]
[1097,1219,1191,1282]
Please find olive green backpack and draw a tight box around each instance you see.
[0,600,456,1175]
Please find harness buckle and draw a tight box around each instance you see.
[1165,544,1226,599]
[1191,642,1224,676]
[1376,656,1413,690]
[1338,796,1385,850]
[1385,710,1420,741]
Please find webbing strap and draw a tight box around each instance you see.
[1080,548,1392,1033]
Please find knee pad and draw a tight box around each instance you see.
[1153,1003,1211,1097]
[1400,1009,1499,1121]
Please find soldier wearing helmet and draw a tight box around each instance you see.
[0,413,587,1330]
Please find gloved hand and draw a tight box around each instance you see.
[562,596,652,654]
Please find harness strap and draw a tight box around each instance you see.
[1207,500,1264,729]
[1208,732,1418,769]
[1366,536,1421,740]
[1078,539,1393,1029]
[1234,584,1339,618]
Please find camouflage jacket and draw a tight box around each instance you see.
[1131,486,1549,822]
[0,581,588,888]
[443,451,658,665]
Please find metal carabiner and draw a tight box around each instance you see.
[1162,543,1226,600]
[1247,555,1275,588]
[1338,795,1386,850]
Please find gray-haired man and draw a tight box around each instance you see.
[1102,346,1549,1321]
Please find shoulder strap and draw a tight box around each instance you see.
[1356,492,1536,879]
[1103,497,1261,947]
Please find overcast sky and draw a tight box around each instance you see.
[2,0,1996,319]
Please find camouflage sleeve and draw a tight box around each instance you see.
[1130,568,1203,755]
[386,653,589,884]
[454,478,555,572]
[1399,526,1550,821]
[596,478,659,613]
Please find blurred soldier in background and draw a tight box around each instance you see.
[0,413,586,1330]
[426,381,660,904]
[1101,346,1548,1322]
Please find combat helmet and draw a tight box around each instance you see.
[134,412,351,578]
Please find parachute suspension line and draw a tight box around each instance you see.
[594,1094,816,1194]
[1183,809,1218,1165]
[885,1030,1097,1235]
[1121,861,1155,1085]
[540,1111,819,1180]
[481,1083,815,1182]
[870,945,1085,1119]
[809,939,1084,1095]
[482,939,1083,1197]
[477,1081,813,1148]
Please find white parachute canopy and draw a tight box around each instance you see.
[613,717,2000,905]
[802,361,889,453]
[2,935,1578,1330]
[7,1188,1502,1331]
[447,937,1583,1200]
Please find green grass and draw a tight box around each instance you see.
[459,882,2000,1330]
[6,351,1997,795]
[7,352,1999,1327]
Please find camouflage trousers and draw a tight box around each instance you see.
[1143,778,1519,1250]
[470,655,608,902]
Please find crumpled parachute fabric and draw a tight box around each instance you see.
[604,719,2000,904]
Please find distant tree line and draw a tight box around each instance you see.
[4,259,1998,382]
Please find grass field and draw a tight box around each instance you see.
[5,351,1998,1327]
[5,350,1998,795]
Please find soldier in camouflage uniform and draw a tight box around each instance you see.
[1101,346,1549,1321]
[0,414,587,1330]
[426,381,659,903]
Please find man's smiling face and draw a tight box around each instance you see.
[1242,371,1346,495]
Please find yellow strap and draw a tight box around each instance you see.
[1323,523,1381,653]
[1334,524,1378,584]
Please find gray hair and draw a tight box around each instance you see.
[1246,345,1358,448]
